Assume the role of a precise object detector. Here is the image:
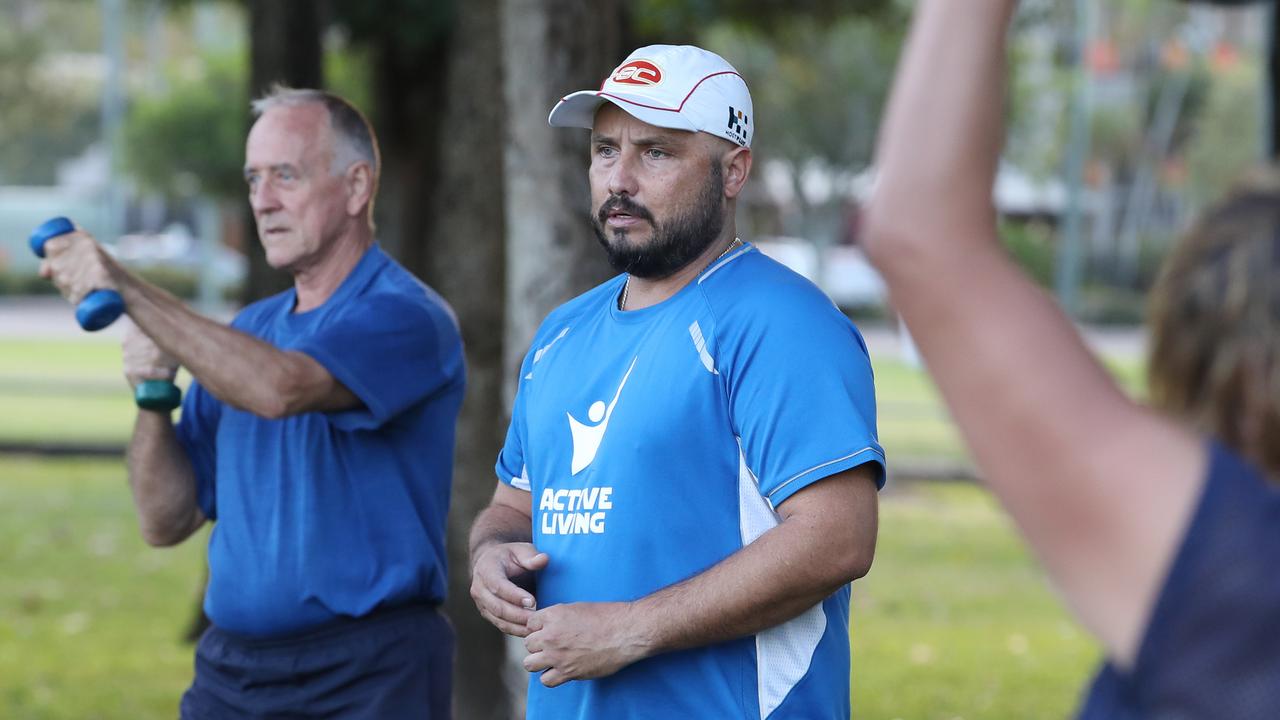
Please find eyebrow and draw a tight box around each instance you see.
[591,132,687,148]
[243,163,299,178]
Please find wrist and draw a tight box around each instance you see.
[619,600,663,660]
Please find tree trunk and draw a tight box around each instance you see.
[499,0,624,712]
[242,0,325,305]
[419,0,510,717]
[501,0,621,385]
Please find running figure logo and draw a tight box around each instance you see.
[567,357,637,475]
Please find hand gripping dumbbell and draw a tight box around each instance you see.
[30,217,183,412]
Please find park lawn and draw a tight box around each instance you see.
[0,456,207,720]
[0,338,189,444]
[0,455,1098,720]
[852,481,1099,719]
[0,336,1144,457]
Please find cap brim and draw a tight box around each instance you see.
[548,90,700,133]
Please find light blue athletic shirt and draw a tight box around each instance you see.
[497,243,885,719]
[176,244,465,637]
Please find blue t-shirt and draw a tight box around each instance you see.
[497,243,885,719]
[176,244,465,637]
[1077,441,1280,719]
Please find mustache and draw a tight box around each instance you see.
[596,195,655,226]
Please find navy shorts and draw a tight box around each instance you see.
[180,604,453,719]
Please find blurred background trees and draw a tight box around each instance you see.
[0,0,1273,717]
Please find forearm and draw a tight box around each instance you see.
[126,410,205,546]
[111,265,333,418]
[870,0,1015,249]
[630,513,869,656]
[469,503,534,562]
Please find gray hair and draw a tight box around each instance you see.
[251,85,381,181]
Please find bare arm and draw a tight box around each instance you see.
[121,323,204,546]
[469,482,549,637]
[127,411,206,546]
[523,465,878,686]
[40,233,358,419]
[863,0,1204,667]
[115,269,358,419]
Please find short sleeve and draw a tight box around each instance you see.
[294,292,464,432]
[495,349,535,493]
[174,379,222,520]
[721,287,885,507]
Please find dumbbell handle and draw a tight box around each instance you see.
[135,379,183,413]
[30,217,183,413]
[28,217,125,332]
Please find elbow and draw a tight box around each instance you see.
[249,394,292,421]
[846,551,874,582]
[138,507,202,547]
[835,549,875,586]
[139,521,190,548]
[246,365,309,420]
[861,199,933,280]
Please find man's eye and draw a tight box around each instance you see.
[645,148,668,159]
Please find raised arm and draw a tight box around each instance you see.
[862,0,1205,667]
[39,232,358,419]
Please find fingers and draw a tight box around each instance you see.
[526,609,545,633]
[539,668,569,688]
[122,322,179,386]
[513,550,550,572]
[478,604,531,638]
[39,234,111,305]
[523,649,551,673]
[471,580,534,634]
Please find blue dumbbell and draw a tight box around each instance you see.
[29,217,125,332]
[29,217,182,412]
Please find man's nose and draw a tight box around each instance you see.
[607,153,640,198]
[250,180,280,214]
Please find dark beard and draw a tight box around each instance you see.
[591,161,725,279]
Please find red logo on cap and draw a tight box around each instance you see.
[612,60,662,86]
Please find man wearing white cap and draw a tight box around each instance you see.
[469,44,884,718]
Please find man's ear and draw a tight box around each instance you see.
[345,162,374,217]
[722,146,752,199]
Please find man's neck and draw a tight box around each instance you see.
[292,226,375,313]
[623,224,741,311]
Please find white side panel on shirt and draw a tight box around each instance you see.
[737,446,827,719]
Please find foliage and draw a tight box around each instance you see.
[1000,220,1057,289]
[631,0,895,43]
[1184,62,1262,213]
[702,13,903,172]
[332,1,454,57]
[0,4,101,185]
[122,53,248,200]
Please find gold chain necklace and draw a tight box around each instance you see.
[619,237,743,311]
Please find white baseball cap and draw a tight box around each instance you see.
[548,44,754,148]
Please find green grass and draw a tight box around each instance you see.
[852,481,1099,718]
[0,339,190,444]
[0,455,1099,719]
[0,456,206,719]
[0,336,1125,717]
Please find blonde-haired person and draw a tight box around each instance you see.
[866,1,1280,717]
